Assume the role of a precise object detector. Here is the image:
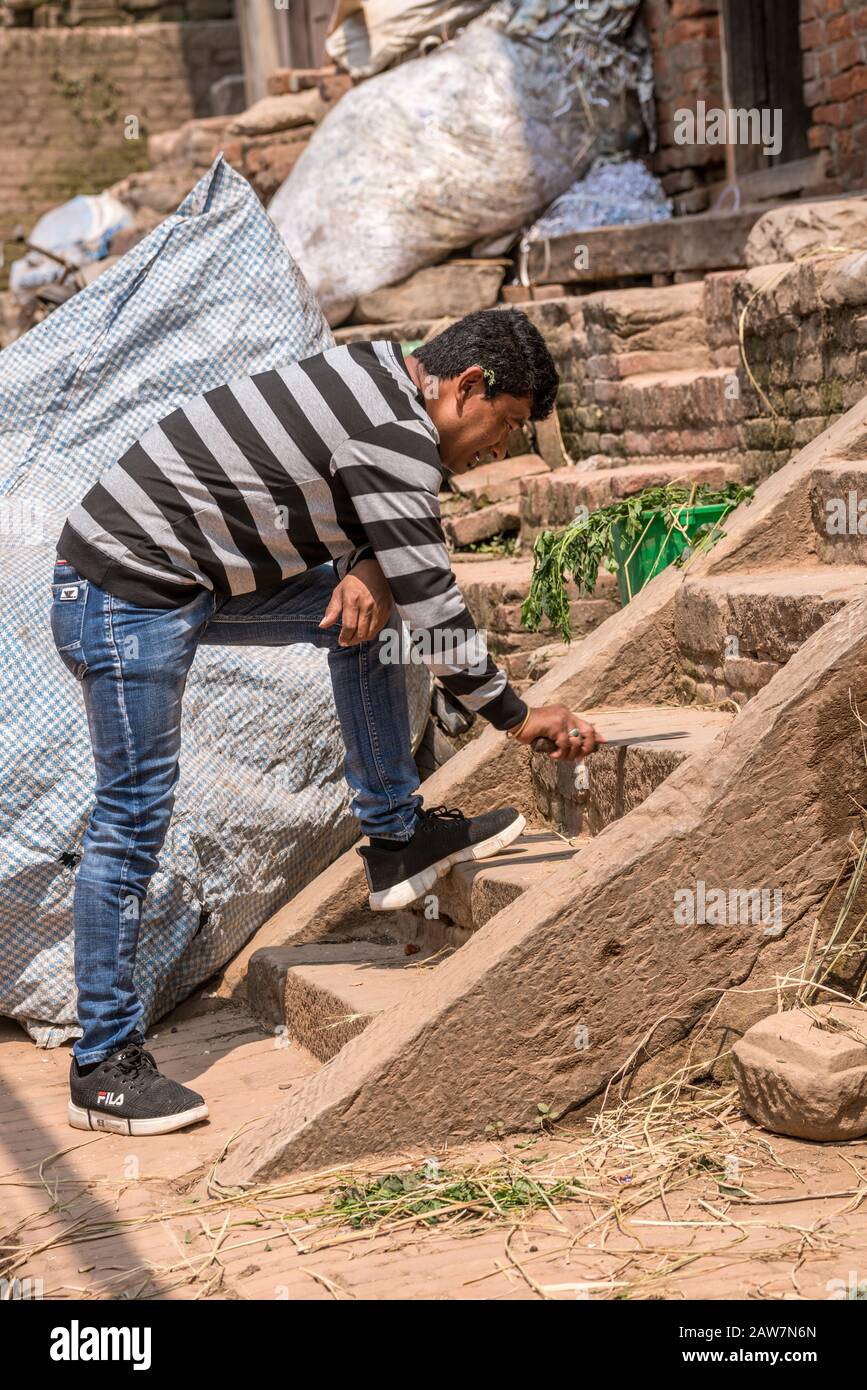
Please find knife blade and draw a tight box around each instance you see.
[531,731,690,754]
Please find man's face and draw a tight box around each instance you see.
[422,365,532,474]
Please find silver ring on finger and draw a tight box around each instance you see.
[569,727,581,738]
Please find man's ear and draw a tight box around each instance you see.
[456,365,486,411]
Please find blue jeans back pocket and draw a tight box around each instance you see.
[51,567,89,679]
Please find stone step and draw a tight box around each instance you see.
[520,458,744,541]
[452,555,619,656]
[393,831,582,939]
[615,366,756,431]
[246,941,434,1062]
[810,464,867,567]
[580,280,708,358]
[530,705,733,838]
[674,566,867,706]
[408,834,583,934]
[448,453,549,505]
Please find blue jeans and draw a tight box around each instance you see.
[50,559,422,1064]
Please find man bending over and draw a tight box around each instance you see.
[51,308,597,1136]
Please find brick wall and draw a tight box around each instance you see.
[0,22,240,250]
[801,0,867,192]
[1,0,232,24]
[643,0,726,215]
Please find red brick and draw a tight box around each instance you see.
[803,77,823,105]
[826,10,854,42]
[829,64,867,102]
[808,123,832,149]
[814,102,845,125]
[834,36,862,71]
[818,47,837,76]
[668,17,718,44]
[855,6,867,33]
[836,148,867,184]
[800,17,825,46]
[670,0,715,16]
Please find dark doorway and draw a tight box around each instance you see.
[721,0,811,174]
[281,0,332,69]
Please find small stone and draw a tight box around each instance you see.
[733,1004,867,1141]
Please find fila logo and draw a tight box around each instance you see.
[97,1090,124,1107]
[59,586,79,601]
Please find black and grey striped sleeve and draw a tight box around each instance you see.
[331,421,528,731]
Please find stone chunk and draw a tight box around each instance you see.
[450,454,548,505]
[733,1004,867,1141]
[228,90,326,137]
[745,198,867,268]
[444,500,520,548]
[351,261,506,325]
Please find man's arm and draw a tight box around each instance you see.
[330,422,527,730]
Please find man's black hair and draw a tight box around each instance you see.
[413,308,559,420]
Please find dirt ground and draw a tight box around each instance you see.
[2,995,866,1303]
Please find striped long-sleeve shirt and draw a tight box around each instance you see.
[58,339,528,730]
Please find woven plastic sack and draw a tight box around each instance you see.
[0,157,429,1047]
[270,0,650,317]
[325,0,492,78]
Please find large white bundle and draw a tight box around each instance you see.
[270,0,650,318]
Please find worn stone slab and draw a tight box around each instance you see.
[745,198,867,269]
[247,942,427,1062]
[217,578,867,1182]
[675,568,866,666]
[531,706,732,837]
[733,1004,867,1141]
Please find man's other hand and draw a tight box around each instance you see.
[514,704,600,761]
[320,558,393,646]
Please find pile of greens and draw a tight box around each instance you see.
[521,480,753,642]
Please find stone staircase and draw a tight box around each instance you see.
[214,391,867,1186]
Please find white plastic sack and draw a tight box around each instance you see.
[326,0,492,78]
[0,158,429,1047]
[10,192,132,303]
[271,0,650,316]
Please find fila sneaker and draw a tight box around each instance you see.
[69,1044,209,1136]
[357,804,526,911]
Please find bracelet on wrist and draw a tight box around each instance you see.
[506,709,531,740]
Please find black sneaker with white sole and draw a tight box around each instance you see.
[358,804,526,911]
[69,1043,209,1136]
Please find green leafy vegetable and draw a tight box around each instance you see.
[521,480,753,642]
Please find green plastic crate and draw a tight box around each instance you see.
[610,501,733,606]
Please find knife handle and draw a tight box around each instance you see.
[531,737,558,754]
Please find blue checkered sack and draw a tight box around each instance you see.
[0,158,428,1046]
